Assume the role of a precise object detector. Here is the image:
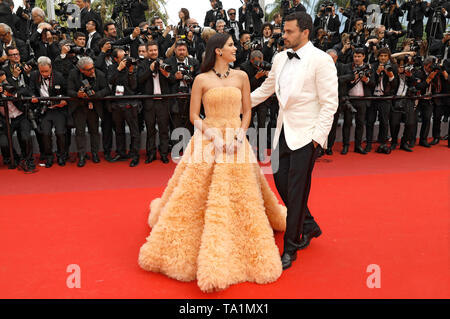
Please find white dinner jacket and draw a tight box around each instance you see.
[250,41,339,150]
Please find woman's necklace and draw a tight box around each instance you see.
[212,66,230,79]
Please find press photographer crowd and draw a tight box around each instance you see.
[0,0,449,172]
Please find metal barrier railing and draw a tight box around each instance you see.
[1,92,449,169]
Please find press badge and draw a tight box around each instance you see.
[115,85,124,96]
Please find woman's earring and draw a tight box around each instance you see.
[219,52,223,56]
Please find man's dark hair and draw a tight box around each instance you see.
[353,47,365,55]
[284,11,313,40]
[111,47,124,59]
[5,46,18,56]
[239,30,251,39]
[147,40,158,48]
[377,47,391,58]
[73,32,86,40]
[104,22,115,33]
[97,38,110,50]
[261,22,273,35]
[150,16,162,26]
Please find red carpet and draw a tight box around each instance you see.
[0,142,449,299]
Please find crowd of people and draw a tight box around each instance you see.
[0,0,449,172]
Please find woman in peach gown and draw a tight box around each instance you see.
[138,33,287,292]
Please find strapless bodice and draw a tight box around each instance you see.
[202,87,242,128]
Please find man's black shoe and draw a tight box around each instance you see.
[341,145,349,155]
[325,148,333,155]
[298,226,322,250]
[145,153,156,164]
[400,143,413,152]
[376,144,391,154]
[26,159,36,171]
[77,156,86,167]
[57,156,66,166]
[281,251,297,270]
[429,138,440,145]
[364,143,372,153]
[419,140,431,148]
[92,152,100,163]
[161,155,169,164]
[390,143,397,150]
[129,157,139,167]
[354,145,367,154]
[45,157,53,168]
[104,152,114,162]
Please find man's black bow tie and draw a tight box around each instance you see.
[287,51,300,60]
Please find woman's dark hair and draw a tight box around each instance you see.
[180,8,190,21]
[200,33,232,73]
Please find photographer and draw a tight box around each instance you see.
[326,49,357,155]
[380,1,404,36]
[205,0,228,29]
[312,26,333,52]
[107,47,141,167]
[400,0,428,39]
[186,19,206,64]
[137,41,171,164]
[166,40,199,152]
[347,18,366,49]
[29,56,67,167]
[53,40,77,75]
[30,22,59,60]
[314,1,341,46]
[425,0,449,41]
[333,33,354,64]
[150,16,173,58]
[67,57,110,167]
[111,0,149,28]
[0,80,35,171]
[215,19,226,34]
[239,50,270,161]
[2,46,33,93]
[345,48,373,154]
[287,0,307,14]
[262,26,282,63]
[389,55,419,152]
[76,0,103,35]
[340,0,367,34]
[0,23,29,63]
[366,47,398,154]
[235,31,251,66]
[239,0,264,37]
[227,8,243,42]
[413,56,449,147]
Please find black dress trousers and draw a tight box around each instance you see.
[271,126,320,255]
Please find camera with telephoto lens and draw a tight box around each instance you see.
[245,38,263,51]
[254,60,272,71]
[1,83,17,95]
[124,56,138,68]
[379,0,394,7]
[177,63,194,83]
[55,2,76,22]
[80,79,95,97]
[383,61,393,73]
[191,25,203,35]
[153,59,172,73]
[320,1,334,14]
[354,63,372,78]
[246,0,260,12]
[68,44,92,56]
[404,64,415,73]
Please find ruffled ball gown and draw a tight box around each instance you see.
[138,86,287,292]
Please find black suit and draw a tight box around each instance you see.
[86,31,102,55]
[240,60,269,157]
[366,62,399,145]
[67,68,109,156]
[138,59,172,157]
[239,4,263,36]
[29,70,67,160]
[30,31,59,60]
[204,9,228,28]
[80,8,103,34]
[400,0,427,39]
[107,63,141,158]
[328,62,356,149]
[0,92,33,163]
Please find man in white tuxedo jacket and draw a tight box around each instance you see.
[251,11,338,269]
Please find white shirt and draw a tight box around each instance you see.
[278,42,310,106]
[87,31,96,49]
[153,72,162,95]
[0,95,23,119]
[396,76,407,97]
[40,78,50,98]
